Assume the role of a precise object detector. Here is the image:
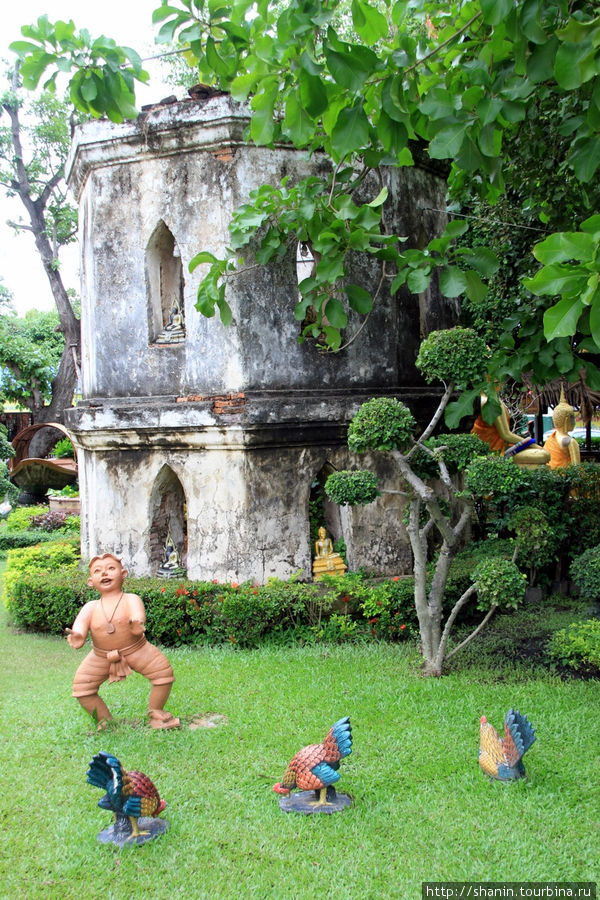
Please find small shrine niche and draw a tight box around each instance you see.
[146,220,185,344]
[309,462,344,549]
[149,465,187,573]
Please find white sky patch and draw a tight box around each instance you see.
[1,0,176,315]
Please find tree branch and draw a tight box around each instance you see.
[445,603,498,661]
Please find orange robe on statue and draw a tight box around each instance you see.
[543,431,572,469]
[471,415,507,453]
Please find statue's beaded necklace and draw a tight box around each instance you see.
[100,592,123,634]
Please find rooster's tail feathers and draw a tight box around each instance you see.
[322,716,352,762]
[504,709,536,765]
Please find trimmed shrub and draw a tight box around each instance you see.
[415,327,489,388]
[0,530,62,553]
[9,570,92,633]
[3,541,80,609]
[473,557,527,611]
[547,619,600,675]
[347,397,416,453]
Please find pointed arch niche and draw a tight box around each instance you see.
[149,465,188,572]
[309,461,344,552]
[145,220,185,343]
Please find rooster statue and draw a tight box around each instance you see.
[86,751,168,845]
[479,708,536,781]
[273,716,353,813]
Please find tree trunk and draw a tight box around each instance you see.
[3,88,81,446]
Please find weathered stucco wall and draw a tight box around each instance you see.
[65,94,452,581]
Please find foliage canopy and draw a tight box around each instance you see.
[7,0,600,391]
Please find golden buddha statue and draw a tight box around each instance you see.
[471,392,550,469]
[312,527,347,580]
[543,387,581,469]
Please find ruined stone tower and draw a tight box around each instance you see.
[65,94,453,582]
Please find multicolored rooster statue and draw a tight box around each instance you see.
[479,708,536,781]
[86,751,168,845]
[273,716,353,813]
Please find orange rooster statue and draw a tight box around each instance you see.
[479,708,536,781]
[273,716,353,813]
[86,751,168,845]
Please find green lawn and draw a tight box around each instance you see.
[1,592,599,900]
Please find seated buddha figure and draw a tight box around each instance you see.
[471,392,550,469]
[312,526,347,580]
[543,388,581,469]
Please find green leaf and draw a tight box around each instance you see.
[325,49,369,92]
[463,270,488,303]
[444,388,481,429]
[299,71,329,118]
[520,0,549,44]
[346,284,373,314]
[458,246,499,277]
[543,296,584,340]
[589,299,600,349]
[331,105,370,158]
[283,92,314,146]
[480,0,513,25]
[378,112,408,156]
[205,36,232,78]
[527,36,559,82]
[439,266,467,297]
[322,326,342,350]
[216,294,233,327]
[351,0,388,44]
[570,136,600,184]
[367,187,388,208]
[189,251,219,271]
[406,268,431,293]
[533,231,596,264]
[250,80,277,145]
[554,40,598,89]
[524,265,587,296]
[429,123,467,159]
[324,297,348,329]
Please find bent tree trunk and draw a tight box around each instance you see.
[392,449,495,677]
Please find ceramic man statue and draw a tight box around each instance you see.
[66,553,180,730]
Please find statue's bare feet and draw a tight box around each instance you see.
[149,709,180,730]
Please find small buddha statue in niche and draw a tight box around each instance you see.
[312,526,347,580]
[543,387,581,469]
[157,531,185,578]
[156,301,185,344]
[471,391,550,469]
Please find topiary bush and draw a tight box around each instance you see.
[473,557,526,611]
[415,327,489,388]
[348,397,416,453]
[570,546,600,602]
